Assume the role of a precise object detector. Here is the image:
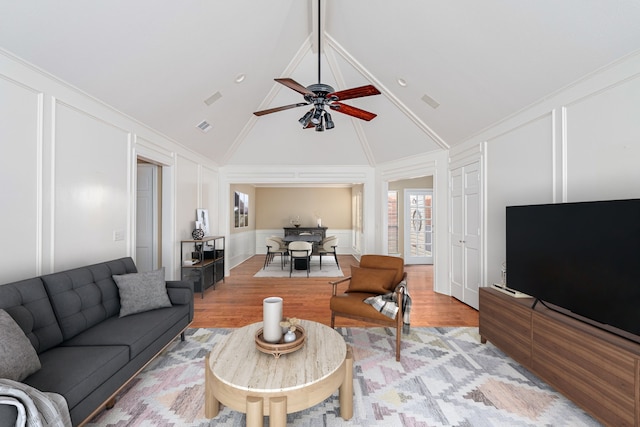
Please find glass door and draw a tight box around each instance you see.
[404,189,433,264]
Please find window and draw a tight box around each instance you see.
[387,191,399,253]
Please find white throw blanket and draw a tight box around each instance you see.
[0,379,71,427]
[363,281,412,333]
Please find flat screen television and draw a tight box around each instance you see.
[506,198,640,341]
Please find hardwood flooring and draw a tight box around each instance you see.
[192,255,479,329]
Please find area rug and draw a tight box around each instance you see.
[254,257,343,278]
[85,327,600,427]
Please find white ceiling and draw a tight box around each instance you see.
[2,0,640,166]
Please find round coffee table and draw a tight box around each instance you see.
[204,320,353,427]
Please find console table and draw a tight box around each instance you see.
[479,287,640,426]
[284,226,327,254]
[180,236,225,298]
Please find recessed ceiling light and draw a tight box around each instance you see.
[235,73,246,83]
[397,78,407,87]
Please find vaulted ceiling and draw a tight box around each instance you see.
[2,0,640,167]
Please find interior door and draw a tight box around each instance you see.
[404,189,433,264]
[136,163,158,272]
[450,162,481,309]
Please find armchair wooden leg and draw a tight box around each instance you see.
[395,316,402,362]
[331,312,335,328]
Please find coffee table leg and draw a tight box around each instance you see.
[204,353,219,418]
[246,396,264,427]
[270,396,287,427]
[339,345,354,420]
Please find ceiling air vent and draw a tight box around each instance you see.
[204,91,222,106]
[196,120,212,133]
[421,93,440,109]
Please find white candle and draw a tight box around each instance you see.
[263,297,283,343]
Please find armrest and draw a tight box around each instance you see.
[329,276,352,296]
[166,280,194,321]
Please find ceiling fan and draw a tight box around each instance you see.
[253,0,381,131]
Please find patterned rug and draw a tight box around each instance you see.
[253,257,343,278]
[86,327,601,427]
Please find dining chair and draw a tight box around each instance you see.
[263,238,288,270]
[288,241,313,277]
[318,236,339,269]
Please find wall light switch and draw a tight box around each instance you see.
[113,230,125,241]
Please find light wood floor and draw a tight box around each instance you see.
[192,255,478,329]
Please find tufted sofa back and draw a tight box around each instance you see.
[40,257,137,341]
[0,278,64,354]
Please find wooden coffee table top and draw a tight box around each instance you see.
[209,319,346,393]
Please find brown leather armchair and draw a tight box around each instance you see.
[329,255,406,361]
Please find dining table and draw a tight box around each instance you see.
[282,234,323,270]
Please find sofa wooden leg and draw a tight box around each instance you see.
[106,397,117,410]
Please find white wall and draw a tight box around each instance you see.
[0,49,219,283]
[455,51,640,288]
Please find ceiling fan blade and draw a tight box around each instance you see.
[275,78,316,97]
[329,102,377,121]
[253,102,309,116]
[328,85,381,101]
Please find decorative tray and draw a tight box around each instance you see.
[255,326,306,358]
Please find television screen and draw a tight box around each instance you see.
[506,199,640,339]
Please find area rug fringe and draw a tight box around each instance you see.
[86,327,600,427]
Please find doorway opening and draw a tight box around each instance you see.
[136,160,161,272]
[404,189,433,264]
[387,176,433,264]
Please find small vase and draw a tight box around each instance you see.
[283,330,296,343]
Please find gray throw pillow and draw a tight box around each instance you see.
[113,268,172,317]
[0,309,42,381]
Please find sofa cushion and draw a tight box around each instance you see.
[41,257,137,340]
[23,345,129,412]
[0,278,63,353]
[0,309,41,381]
[61,304,189,359]
[346,266,397,294]
[112,268,171,317]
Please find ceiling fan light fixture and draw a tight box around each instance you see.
[311,108,323,125]
[315,116,324,132]
[299,109,314,127]
[324,111,335,130]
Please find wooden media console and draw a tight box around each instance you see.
[479,287,640,426]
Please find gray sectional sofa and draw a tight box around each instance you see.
[0,257,194,426]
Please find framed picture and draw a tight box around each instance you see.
[234,191,248,228]
[196,209,209,235]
